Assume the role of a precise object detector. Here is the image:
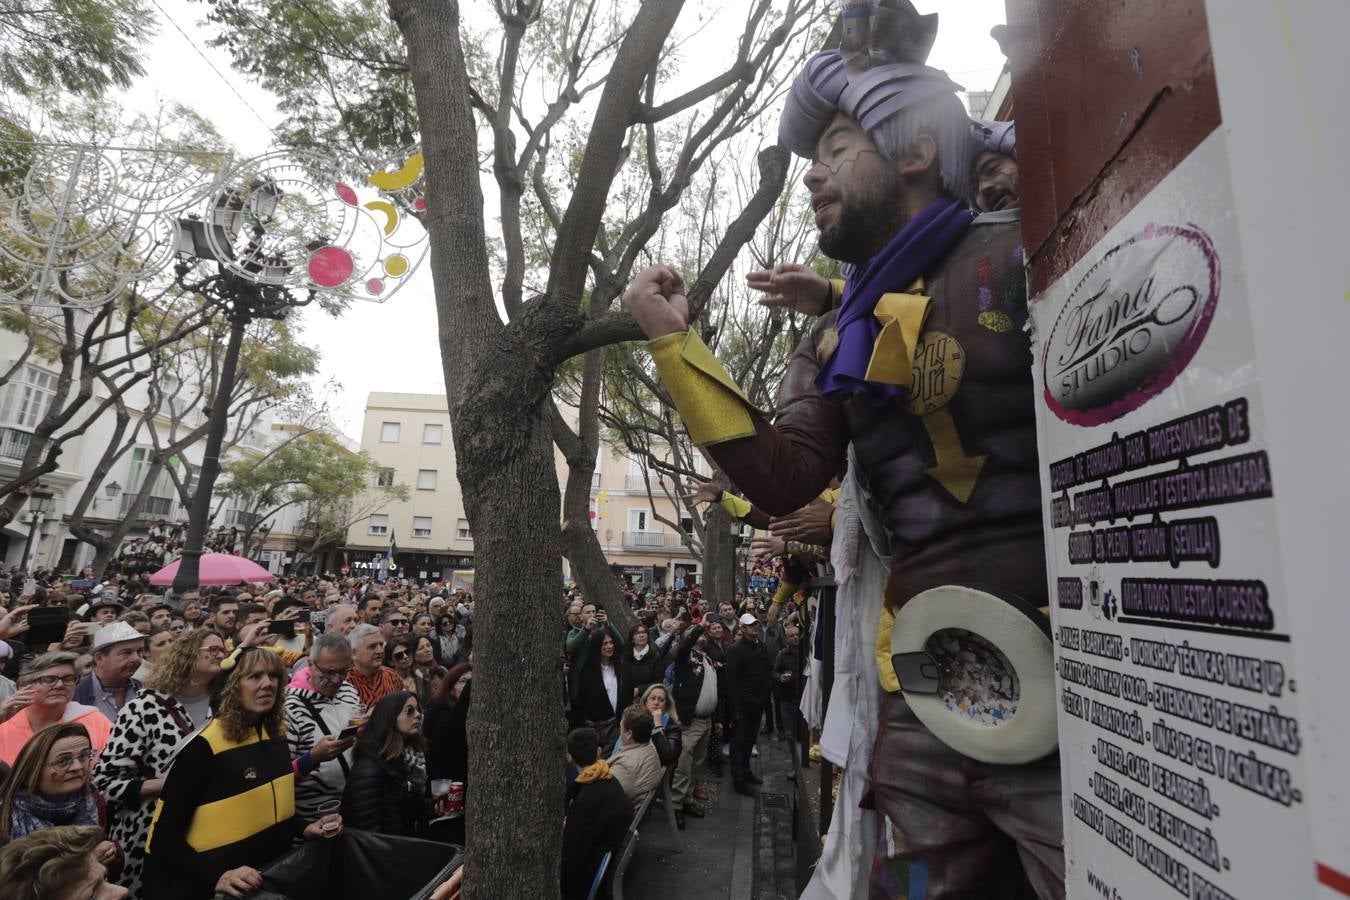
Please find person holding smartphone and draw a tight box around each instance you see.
[284,633,359,825]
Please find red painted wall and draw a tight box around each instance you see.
[1005,0,1222,293]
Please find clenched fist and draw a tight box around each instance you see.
[623,265,689,339]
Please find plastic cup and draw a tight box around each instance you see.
[316,799,342,838]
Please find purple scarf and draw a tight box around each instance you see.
[816,197,975,402]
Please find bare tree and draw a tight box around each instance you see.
[387,0,827,894]
[61,315,319,575]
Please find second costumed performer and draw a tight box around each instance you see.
[621,2,1063,897]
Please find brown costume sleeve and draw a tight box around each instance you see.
[699,318,849,517]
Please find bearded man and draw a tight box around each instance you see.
[622,2,1061,896]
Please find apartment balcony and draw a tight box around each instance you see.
[0,427,31,460]
[120,494,175,519]
[622,531,668,549]
[624,474,649,491]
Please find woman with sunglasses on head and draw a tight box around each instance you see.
[142,648,340,899]
[341,691,436,837]
[0,722,121,878]
[92,630,226,899]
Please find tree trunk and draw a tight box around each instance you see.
[701,503,737,608]
[558,349,635,633]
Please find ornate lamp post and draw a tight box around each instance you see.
[19,485,53,571]
[170,180,315,595]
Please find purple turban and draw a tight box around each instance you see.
[779,1,964,158]
[970,118,1016,159]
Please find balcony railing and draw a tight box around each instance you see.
[624,474,649,491]
[120,494,174,519]
[623,531,667,549]
[0,427,31,460]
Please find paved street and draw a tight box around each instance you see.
[624,734,805,899]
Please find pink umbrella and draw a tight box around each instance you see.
[149,553,276,586]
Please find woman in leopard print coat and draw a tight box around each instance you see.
[92,628,226,898]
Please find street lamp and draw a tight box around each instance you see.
[170,180,315,596]
[19,485,53,572]
[93,479,122,513]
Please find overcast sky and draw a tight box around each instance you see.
[118,0,1008,436]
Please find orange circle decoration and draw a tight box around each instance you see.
[383,254,409,277]
[307,245,355,288]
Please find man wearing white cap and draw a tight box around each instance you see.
[723,612,772,796]
[74,621,144,723]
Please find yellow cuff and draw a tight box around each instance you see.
[828,278,845,307]
[649,330,759,446]
[719,492,753,519]
[875,605,901,693]
[772,581,796,606]
[863,284,932,386]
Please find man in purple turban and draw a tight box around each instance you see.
[971,118,1020,213]
[624,2,1062,895]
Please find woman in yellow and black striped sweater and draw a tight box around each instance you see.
[143,648,341,899]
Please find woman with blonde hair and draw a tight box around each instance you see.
[92,628,226,898]
[0,722,120,874]
[142,648,340,898]
[637,683,683,769]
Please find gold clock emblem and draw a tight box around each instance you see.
[905,330,965,415]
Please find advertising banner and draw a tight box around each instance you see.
[1030,130,1315,898]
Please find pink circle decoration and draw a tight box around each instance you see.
[307,245,355,288]
[414,198,427,211]
[366,278,385,295]
[335,183,358,206]
[588,510,597,519]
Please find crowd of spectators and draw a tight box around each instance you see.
[559,581,808,898]
[0,562,807,899]
[0,567,477,899]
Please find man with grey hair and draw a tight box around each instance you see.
[623,1,1059,895]
[324,603,358,637]
[285,632,360,822]
[345,623,402,708]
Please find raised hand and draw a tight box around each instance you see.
[746,263,831,317]
[680,480,722,506]
[623,265,689,339]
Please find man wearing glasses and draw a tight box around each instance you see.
[0,652,114,765]
[284,632,360,824]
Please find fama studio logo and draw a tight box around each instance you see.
[1042,224,1219,426]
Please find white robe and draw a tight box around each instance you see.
[802,450,891,900]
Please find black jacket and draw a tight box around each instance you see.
[773,645,802,704]
[341,754,431,836]
[651,717,683,769]
[627,645,665,697]
[670,625,717,724]
[560,776,629,900]
[724,636,773,714]
[424,684,470,783]
[575,631,633,724]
